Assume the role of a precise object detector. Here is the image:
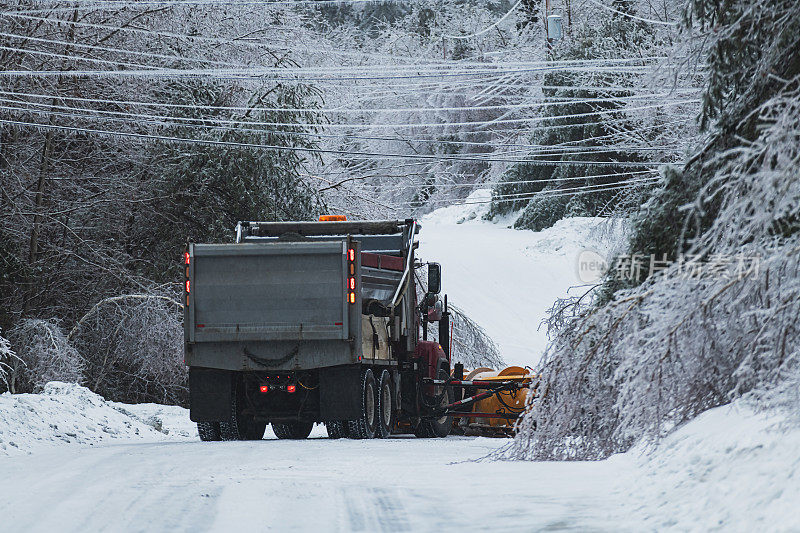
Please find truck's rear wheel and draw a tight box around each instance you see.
[376,369,395,438]
[220,378,266,441]
[326,420,348,439]
[197,421,221,441]
[347,368,378,439]
[273,421,314,439]
[415,367,453,438]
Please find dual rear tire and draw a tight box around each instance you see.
[197,377,266,442]
[220,377,267,441]
[328,368,394,440]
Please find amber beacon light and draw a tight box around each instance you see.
[319,214,347,221]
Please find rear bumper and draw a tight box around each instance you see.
[185,339,356,371]
[189,365,362,422]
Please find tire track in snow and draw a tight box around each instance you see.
[342,486,411,532]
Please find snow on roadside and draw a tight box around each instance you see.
[611,399,800,531]
[110,400,198,439]
[0,382,194,456]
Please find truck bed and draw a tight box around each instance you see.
[185,240,361,371]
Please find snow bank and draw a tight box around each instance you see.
[616,400,800,531]
[0,382,194,456]
[420,190,625,367]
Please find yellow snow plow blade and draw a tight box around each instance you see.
[452,366,536,436]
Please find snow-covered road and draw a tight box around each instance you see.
[0,429,639,532]
[3,384,797,532]
[420,192,623,366]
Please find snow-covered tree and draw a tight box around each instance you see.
[505,0,800,461]
[4,320,82,394]
[0,327,19,392]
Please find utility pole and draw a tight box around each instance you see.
[544,0,552,49]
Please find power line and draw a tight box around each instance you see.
[0,88,692,118]
[396,178,659,207]
[0,87,693,114]
[351,170,657,190]
[444,0,523,40]
[0,63,659,80]
[3,97,696,129]
[0,117,667,166]
[0,30,236,67]
[0,44,160,69]
[0,99,690,158]
[0,99,693,152]
[583,0,678,26]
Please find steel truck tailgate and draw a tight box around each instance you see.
[187,241,349,343]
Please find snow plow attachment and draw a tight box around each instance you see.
[422,365,537,437]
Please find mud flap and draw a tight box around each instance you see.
[319,365,361,421]
[189,367,232,422]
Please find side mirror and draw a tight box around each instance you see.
[427,262,441,295]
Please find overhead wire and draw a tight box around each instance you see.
[394,178,661,207]
[583,0,678,26]
[0,44,162,69]
[0,116,672,166]
[0,99,693,159]
[346,170,658,190]
[0,87,696,114]
[0,63,660,80]
[0,99,688,158]
[0,30,238,67]
[0,96,697,129]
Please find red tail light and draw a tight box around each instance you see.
[286,384,296,394]
[259,385,269,393]
[184,252,190,265]
[185,280,190,293]
[349,277,355,290]
[348,248,355,262]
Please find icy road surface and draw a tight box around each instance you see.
[2,384,798,532]
[0,427,639,532]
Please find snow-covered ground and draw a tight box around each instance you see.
[1,201,797,532]
[1,382,797,531]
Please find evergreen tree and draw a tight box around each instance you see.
[487,1,657,231]
[132,79,326,285]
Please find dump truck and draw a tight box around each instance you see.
[183,217,532,440]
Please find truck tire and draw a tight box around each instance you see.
[415,367,453,438]
[375,369,395,438]
[197,421,221,441]
[273,421,314,439]
[220,378,266,441]
[347,368,378,439]
[325,421,348,439]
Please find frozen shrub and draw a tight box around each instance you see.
[0,327,20,392]
[5,319,83,393]
[71,293,187,406]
